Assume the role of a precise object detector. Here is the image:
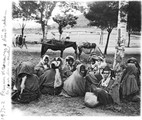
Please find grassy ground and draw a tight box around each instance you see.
[12,49,140,116]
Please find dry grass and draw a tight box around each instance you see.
[12,27,141,116]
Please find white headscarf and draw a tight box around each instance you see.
[50,60,62,88]
[41,55,49,64]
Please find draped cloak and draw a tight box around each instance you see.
[62,64,86,97]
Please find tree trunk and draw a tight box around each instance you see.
[41,21,46,42]
[21,27,24,37]
[104,29,112,55]
[21,23,25,37]
[127,32,131,47]
[59,26,63,40]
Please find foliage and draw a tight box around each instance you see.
[12,1,39,36]
[12,1,38,19]
[12,1,57,39]
[12,2,20,18]
[35,1,57,40]
[52,1,81,39]
[84,1,119,54]
[53,14,78,37]
[84,1,118,30]
[35,1,57,24]
[127,1,141,32]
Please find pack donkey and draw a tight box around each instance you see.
[41,39,78,58]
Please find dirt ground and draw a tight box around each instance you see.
[12,49,140,116]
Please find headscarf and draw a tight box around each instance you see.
[50,60,62,88]
[121,63,138,82]
[126,57,140,74]
[89,55,106,68]
[53,57,63,69]
[41,55,50,65]
[15,61,39,92]
[16,61,35,77]
[127,57,139,64]
[65,55,75,63]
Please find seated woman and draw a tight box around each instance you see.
[85,66,114,107]
[39,60,63,95]
[60,64,87,97]
[86,56,105,88]
[62,55,76,78]
[12,61,40,104]
[126,57,140,88]
[85,69,102,92]
[120,63,139,101]
[34,55,50,77]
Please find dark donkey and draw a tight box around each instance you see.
[41,39,78,58]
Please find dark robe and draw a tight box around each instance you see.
[120,63,139,98]
[61,64,86,97]
[12,61,40,104]
[39,68,63,95]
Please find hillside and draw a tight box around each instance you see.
[13,13,90,29]
[76,13,90,27]
[51,14,90,28]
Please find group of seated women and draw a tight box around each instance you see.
[11,55,140,108]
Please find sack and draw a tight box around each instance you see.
[84,92,99,108]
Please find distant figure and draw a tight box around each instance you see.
[15,35,27,49]
[18,35,23,48]
[65,32,70,40]
[12,34,18,47]
[99,30,104,45]
[22,36,27,49]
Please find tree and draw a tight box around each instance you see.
[53,14,78,40]
[84,1,119,55]
[112,1,129,104]
[127,1,141,47]
[12,1,57,41]
[35,1,57,41]
[52,1,81,40]
[12,1,38,37]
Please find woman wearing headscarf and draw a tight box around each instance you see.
[60,64,87,97]
[85,55,106,92]
[39,60,63,95]
[84,66,114,107]
[62,55,76,79]
[12,61,40,104]
[34,55,50,77]
[120,63,139,100]
[126,57,140,88]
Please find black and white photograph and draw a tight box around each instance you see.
[0,0,141,119]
